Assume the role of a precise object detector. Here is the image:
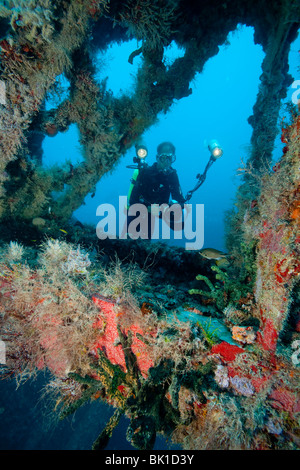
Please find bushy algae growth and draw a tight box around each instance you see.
[1,216,300,450]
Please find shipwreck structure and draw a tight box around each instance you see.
[0,0,299,223]
[0,0,299,451]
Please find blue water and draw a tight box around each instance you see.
[0,373,179,450]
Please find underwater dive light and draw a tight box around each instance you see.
[208,139,223,160]
[184,139,223,202]
[135,144,148,160]
[126,143,148,207]
[126,143,148,170]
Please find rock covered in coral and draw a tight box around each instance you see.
[32,217,46,230]
[231,325,256,344]
[214,364,230,389]
[214,363,255,397]
[229,375,255,397]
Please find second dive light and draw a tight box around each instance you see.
[208,139,223,160]
[184,138,223,202]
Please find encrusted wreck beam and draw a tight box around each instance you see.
[225,1,299,260]
[248,19,299,175]
[0,0,110,218]
[245,111,300,352]
[0,0,299,229]
[0,0,103,168]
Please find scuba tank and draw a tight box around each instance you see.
[127,168,139,209]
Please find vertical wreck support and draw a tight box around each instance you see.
[248,18,299,176]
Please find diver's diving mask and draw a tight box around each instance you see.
[157,153,176,164]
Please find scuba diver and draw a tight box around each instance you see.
[126,141,185,239]
[124,138,223,241]
[129,142,184,207]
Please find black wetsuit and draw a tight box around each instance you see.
[127,163,185,238]
[129,162,185,207]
